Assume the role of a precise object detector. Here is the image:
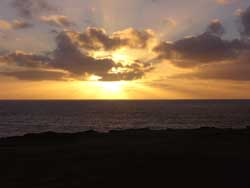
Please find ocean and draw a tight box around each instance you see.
[0,100,250,137]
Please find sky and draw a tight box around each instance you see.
[0,0,250,99]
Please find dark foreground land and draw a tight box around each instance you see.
[0,128,250,188]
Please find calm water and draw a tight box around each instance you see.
[0,100,250,137]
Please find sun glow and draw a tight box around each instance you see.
[79,80,129,99]
[111,52,134,65]
[97,81,128,99]
[98,81,125,93]
[90,49,137,66]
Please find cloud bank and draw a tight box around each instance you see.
[1,3,250,82]
[154,6,250,81]
[0,28,154,81]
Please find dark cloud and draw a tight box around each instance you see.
[51,31,151,81]
[173,53,250,81]
[11,0,56,19]
[154,7,250,70]
[154,15,250,68]
[77,27,154,51]
[3,52,50,68]
[100,71,144,81]
[240,6,250,37]
[0,49,9,56]
[0,28,153,81]
[77,28,126,51]
[154,33,247,67]
[1,70,67,81]
[100,61,153,81]
[51,32,115,77]
[206,19,225,37]
[153,13,250,81]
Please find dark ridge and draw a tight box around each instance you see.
[0,128,250,188]
[1,127,249,140]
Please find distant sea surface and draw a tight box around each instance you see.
[0,100,250,137]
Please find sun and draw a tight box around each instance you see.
[97,81,128,99]
[80,79,128,99]
[98,82,125,93]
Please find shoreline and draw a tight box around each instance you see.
[1,126,250,140]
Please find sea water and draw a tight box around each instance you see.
[0,100,250,137]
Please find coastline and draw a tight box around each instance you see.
[1,127,250,187]
[1,126,249,139]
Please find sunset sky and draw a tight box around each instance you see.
[0,0,250,99]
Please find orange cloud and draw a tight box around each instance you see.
[0,19,32,30]
[0,20,12,30]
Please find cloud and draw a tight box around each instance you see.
[99,71,144,81]
[1,70,67,81]
[240,5,250,37]
[75,27,155,51]
[0,19,33,30]
[0,28,153,81]
[206,19,225,37]
[154,17,250,67]
[173,53,250,81]
[51,31,152,81]
[51,31,116,78]
[12,20,33,29]
[154,33,246,67]
[11,0,56,19]
[40,15,75,28]
[153,12,250,81]
[3,51,50,68]
[100,61,153,81]
[0,20,12,30]
[3,3,250,82]
[0,49,9,56]
[235,8,243,16]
